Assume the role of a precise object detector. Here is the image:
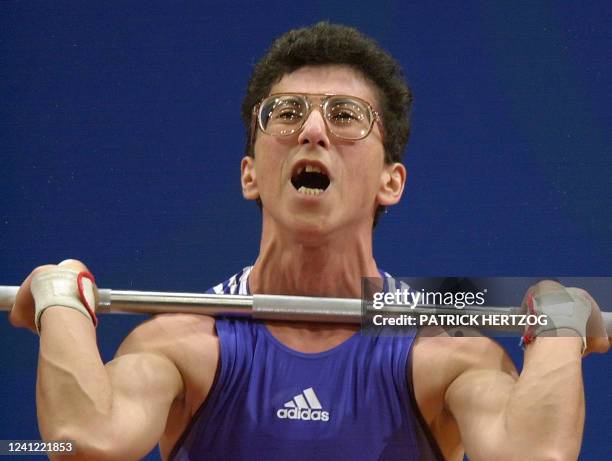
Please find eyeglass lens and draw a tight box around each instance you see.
[259,95,372,139]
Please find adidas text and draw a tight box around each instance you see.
[276,408,330,422]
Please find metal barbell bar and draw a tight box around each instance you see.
[1,285,611,335]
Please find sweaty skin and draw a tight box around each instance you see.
[10,66,609,461]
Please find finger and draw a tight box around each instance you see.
[58,259,100,313]
[521,280,566,311]
[563,287,609,355]
[9,264,56,330]
[584,336,610,355]
[570,290,611,355]
[58,259,91,273]
[584,332,610,355]
[568,288,606,337]
[532,280,566,296]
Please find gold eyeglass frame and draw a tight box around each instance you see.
[249,93,384,152]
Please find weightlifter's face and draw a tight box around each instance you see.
[242,65,404,239]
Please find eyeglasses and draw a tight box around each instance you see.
[252,93,383,142]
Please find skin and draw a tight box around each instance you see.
[10,65,610,461]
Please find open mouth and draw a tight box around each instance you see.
[291,165,331,196]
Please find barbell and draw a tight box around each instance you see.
[1,285,611,336]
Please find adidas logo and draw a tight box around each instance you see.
[276,387,330,422]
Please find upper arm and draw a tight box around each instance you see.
[443,337,518,461]
[105,352,183,454]
[412,331,518,461]
[67,313,218,461]
[75,318,187,460]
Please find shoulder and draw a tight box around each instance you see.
[413,328,517,384]
[118,314,218,357]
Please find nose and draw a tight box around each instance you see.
[297,108,330,149]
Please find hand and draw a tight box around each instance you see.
[9,259,93,333]
[521,280,610,356]
[566,286,610,355]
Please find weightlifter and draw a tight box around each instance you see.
[10,22,610,461]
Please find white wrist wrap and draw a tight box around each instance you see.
[532,289,590,352]
[31,268,96,333]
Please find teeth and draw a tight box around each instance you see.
[297,186,324,196]
[295,164,324,175]
[304,165,322,173]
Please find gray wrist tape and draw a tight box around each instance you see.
[31,268,96,333]
[532,288,590,352]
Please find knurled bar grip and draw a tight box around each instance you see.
[1,285,611,336]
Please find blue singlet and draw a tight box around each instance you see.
[170,266,443,460]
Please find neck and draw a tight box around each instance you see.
[249,216,380,299]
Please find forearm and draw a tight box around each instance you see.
[10,262,179,460]
[450,281,605,461]
[505,335,584,459]
[37,307,112,444]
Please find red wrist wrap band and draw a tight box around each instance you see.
[519,292,536,349]
[77,271,98,328]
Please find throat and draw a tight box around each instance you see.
[249,239,379,299]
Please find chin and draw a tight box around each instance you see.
[284,215,336,243]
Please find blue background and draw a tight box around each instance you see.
[1,1,610,459]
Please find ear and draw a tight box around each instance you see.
[241,156,259,200]
[377,162,406,206]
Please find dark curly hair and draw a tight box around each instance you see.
[241,22,413,225]
[242,22,413,164]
